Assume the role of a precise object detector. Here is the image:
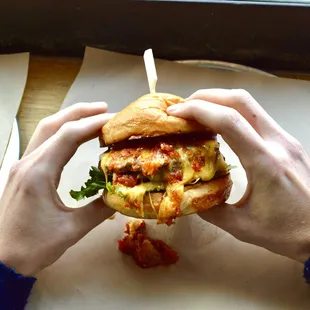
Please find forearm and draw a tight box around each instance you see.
[0,262,36,310]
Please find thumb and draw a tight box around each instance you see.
[198,203,245,240]
[167,101,203,123]
[70,197,115,238]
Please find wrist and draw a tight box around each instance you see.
[0,247,41,277]
[289,237,310,264]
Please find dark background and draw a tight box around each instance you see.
[1,1,310,72]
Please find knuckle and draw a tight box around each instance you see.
[267,136,305,163]
[262,147,292,181]
[265,142,289,165]
[269,160,284,178]
[286,136,304,160]
[58,121,82,148]
[9,160,47,194]
[31,164,48,179]
[73,101,87,109]
[71,102,88,114]
[22,165,49,193]
[189,101,202,112]
[231,88,252,100]
[36,116,61,140]
[190,103,209,125]
[9,160,24,179]
[230,89,255,108]
[192,89,206,99]
[37,116,55,133]
[223,109,242,131]
[59,121,78,137]
[22,175,39,194]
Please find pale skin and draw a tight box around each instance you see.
[1,89,310,278]
[0,102,115,276]
[167,89,310,263]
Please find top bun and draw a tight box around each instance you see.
[101,93,208,146]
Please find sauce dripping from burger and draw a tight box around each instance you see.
[114,174,138,187]
[192,154,206,172]
[118,219,179,268]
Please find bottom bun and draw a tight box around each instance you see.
[103,174,232,219]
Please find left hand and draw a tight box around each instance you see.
[0,102,115,277]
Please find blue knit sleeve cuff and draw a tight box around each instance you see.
[304,257,310,284]
[0,261,37,310]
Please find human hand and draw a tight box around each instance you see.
[0,102,115,276]
[167,89,310,263]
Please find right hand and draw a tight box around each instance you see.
[0,102,115,276]
[167,89,310,263]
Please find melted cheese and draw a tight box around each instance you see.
[157,183,184,224]
[114,182,165,218]
[100,140,228,224]
[181,141,216,183]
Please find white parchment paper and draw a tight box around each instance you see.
[0,53,29,166]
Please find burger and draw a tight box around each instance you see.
[70,93,233,225]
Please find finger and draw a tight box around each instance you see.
[70,197,115,239]
[188,89,284,139]
[24,102,108,156]
[167,100,266,167]
[31,113,115,176]
[188,89,285,141]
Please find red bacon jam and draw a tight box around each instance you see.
[118,219,179,268]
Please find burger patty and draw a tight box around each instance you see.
[100,138,229,224]
[100,139,228,186]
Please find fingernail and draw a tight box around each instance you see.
[167,105,181,114]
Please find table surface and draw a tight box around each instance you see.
[17,56,310,155]
[17,56,81,155]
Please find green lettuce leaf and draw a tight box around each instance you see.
[70,166,110,201]
[227,164,238,171]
